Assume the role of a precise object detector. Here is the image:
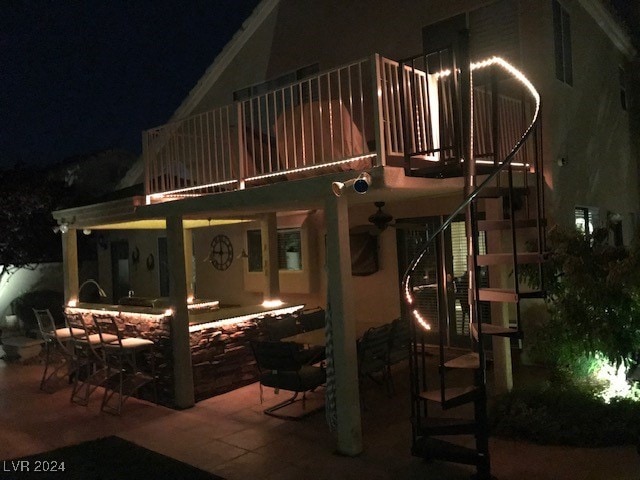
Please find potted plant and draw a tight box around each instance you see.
[285,240,301,270]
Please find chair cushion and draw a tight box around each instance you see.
[56,328,84,340]
[115,337,154,349]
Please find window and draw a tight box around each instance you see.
[575,206,599,235]
[233,64,320,102]
[247,230,263,272]
[246,228,302,272]
[552,0,572,85]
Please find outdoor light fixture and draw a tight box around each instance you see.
[262,299,284,308]
[332,172,372,196]
[54,216,76,234]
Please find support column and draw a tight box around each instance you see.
[183,228,195,300]
[62,229,79,305]
[485,201,513,394]
[325,194,362,456]
[261,213,280,301]
[166,215,195,409]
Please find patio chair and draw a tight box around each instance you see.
[33,308,83,392]
[65,311,118,406]
[299,307,325,332]
[387,317,411,394]
[357,323,393,404]
[93,314,157,415]
[250,340,326,420]
[388,317,411,367]
[265,313,325,365]
[265,315,300,341]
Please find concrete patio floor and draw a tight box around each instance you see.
[1,353,638,480]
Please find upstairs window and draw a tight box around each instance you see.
[233,64,320,102]
[553,0,573,85]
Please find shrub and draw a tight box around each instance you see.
[490,386,640,446]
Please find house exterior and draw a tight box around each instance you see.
[52,0,638,457]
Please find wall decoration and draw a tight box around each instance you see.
[209,234,233,271]
[146,253,155,271]
[131,246,140,264]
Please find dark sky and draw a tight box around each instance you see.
[1,1,637,169]
[0,0,260,167]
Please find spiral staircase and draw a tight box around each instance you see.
[400,41,546,479]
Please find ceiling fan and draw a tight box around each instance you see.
[368,201,394,232]
[353,202,426,235]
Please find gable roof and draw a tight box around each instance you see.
[170,0,280,122]
[579,0,636,59]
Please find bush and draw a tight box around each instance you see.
[490,386,640,446]
[523,226,640,371]
[12,290,64,334]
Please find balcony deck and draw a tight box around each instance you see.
[143,53,535,204]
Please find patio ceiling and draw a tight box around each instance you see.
[52,166,465,231]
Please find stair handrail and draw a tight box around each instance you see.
[401,56,541,331]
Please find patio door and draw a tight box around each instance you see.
[396,216,483,348]
[110,240,130,303]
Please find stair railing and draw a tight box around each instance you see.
[401,56,541,335]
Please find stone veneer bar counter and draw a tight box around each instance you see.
[66,302,304,407]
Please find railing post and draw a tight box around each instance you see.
[370,54,387,167]
[142,130,150,198]
[236,102,246,189]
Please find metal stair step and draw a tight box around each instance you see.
[419,386,480,409]
[477,218,546,231]
[478,287,518,302]
[412,436,487,466]
[473,252,545,266]
[471,323,522,340]
[444,352,479,369]
[417,416,478,436]
[477,287,544,302]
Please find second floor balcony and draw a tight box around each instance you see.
[143,52,537,202]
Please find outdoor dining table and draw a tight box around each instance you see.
[281,321,380,347]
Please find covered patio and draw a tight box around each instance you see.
[1,355,638,479]
[52,163,466,456]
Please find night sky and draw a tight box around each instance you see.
[1,0,260,167]
[1,1,637,169]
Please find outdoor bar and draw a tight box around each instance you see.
[65,300,304,407]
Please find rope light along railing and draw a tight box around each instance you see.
[402,56,541,332]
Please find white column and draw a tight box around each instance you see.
[62,228,79,305]
[166,215,195,408]
[261,213,280,301]
[325,194,362,455]
[183,228,195,300]
[485,201,513,394]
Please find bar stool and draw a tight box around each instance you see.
[33,308,83,392]
[65,312,118,406]
[92,313,157,415]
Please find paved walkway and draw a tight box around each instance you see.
[1,355,638,479]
